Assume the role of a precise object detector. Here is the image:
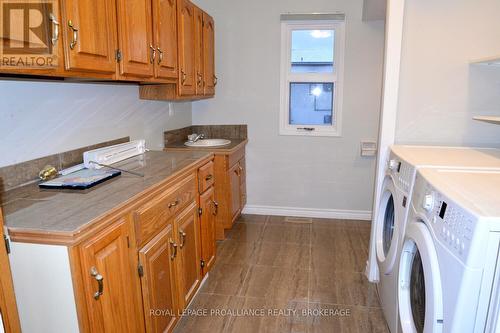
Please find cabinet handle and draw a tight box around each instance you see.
[149,44,156,64]
[49,14,59,45]
[157,47,163,64]
[169,239,177,260]
[168,199,180,209]
[68,20,78,50]
[212,200,219,216]
[214,75,218,86]
[205,174,213,181]
[181,70,187,85]
[179,230,187,248]
[90,267,104,300]
[197,72,203,87]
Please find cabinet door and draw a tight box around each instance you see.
[175,203,201,308]
[0,1,64,76]
[202,12,215,96]
[139,223,179,333]
[177,0,196,96]
[152,0,178,80]
[199,187,216,275]
[194,7,204,95]
[116,0,154,78]
[62,0,118,73]
[0,209,21,333]
[80,218,145,332]
[239,158,247,209]
[229,163,242,220]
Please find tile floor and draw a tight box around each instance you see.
[174,215,389,333]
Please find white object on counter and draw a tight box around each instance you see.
[84,140,146,169]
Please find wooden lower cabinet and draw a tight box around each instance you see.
[139,223,179,333]
[79,217,145,333]
[175,203,202,309]
[212,145,247,240]
[199,186,217,275]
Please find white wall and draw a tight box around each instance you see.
[396,0,500,147]
[0,80,192,167]
[192,0,385,216]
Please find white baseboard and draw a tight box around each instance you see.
[242,205,372,221]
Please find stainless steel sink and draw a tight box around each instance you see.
[184,139,231,147]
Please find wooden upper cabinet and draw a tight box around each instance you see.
[116,0,154,78]
[139,224,179,333]
[194,7,204,95]
[152,0,178,80]
[62,0,118,74]
[177,0,196,96]
[202,12,216,96]
[175,203,201,309]
[0,1,64,76]
[199,187,216,275]
[79,218,145,332]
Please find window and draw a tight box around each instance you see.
[279,15,345,136]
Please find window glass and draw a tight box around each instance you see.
[289,83,334,125]
[291,30,335,73]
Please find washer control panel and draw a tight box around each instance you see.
[413,173,476,261]
[433,193,474,258]
[388,152,414,195]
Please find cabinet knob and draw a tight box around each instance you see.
[179,230,187,248]
[214,75,218,86]
[181,70,187,85]
[49,14,59,46]
[168,199,180,209]
[149,44,156,64]
[169,239,178,260]
[90,267,104,300]
[212,200,219,216]
[205,174,213,181]
[68,20,78,50]
[157,47,163,64]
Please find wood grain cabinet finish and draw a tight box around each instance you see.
[194,6,204,95]
[174,203,201,309]
[116,0,155,78]
[79,217,145,333]
[202,12,216,96]
[199,186,217,275]
[0,1,65,77]
[62,0,118,74]
[212,145,247,240]
[139,224,179,333]
[152,0,178,80]
[177,0,196,96]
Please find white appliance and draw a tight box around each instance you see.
[83,140,146,169]
[399,168,500,332]
[368,145,500,333]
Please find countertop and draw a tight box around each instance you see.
[165,138,248,154]
[2,151,212,243]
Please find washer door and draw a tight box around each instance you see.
[399,221,443,333]
[376,176,399,274]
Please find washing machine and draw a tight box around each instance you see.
[369,145,500,333]
[399,168,500,332]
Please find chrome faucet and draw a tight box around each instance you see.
[187,133,205,143]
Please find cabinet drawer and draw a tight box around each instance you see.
[228,146,245,169]
[198,161,215,193]
[133,174,196,246]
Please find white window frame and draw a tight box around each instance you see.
[279,19,345,137]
